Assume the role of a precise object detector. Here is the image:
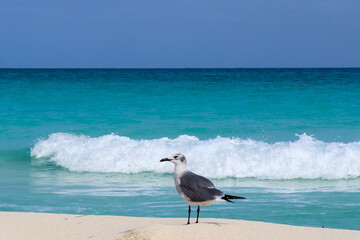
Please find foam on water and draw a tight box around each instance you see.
[31,133,360,180]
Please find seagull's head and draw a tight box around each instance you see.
[160,153,186,165]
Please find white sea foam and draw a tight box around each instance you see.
[31,133,360,180]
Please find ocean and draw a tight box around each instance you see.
[1,68,360,230]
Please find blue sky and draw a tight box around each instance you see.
[0,0,359,68]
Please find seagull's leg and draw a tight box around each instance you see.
[196,206,200,223]
[187,205,191,224]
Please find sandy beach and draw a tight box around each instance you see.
[1,212,359,240]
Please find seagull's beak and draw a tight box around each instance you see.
[160,158,171,162]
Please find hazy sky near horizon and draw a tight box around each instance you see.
[1,0,359,68]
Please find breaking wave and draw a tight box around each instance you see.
[31,133,360,180]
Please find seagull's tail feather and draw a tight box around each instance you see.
[222,194,246,203]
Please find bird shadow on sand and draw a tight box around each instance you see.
[185,222,227,227]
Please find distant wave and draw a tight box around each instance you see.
[31,133,360,180]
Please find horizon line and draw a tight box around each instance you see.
[1,67,360,70]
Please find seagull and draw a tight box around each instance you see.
[160,153,245,224]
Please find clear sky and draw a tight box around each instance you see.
[0,0,359,68]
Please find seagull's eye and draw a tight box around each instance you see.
[174,155,178,159]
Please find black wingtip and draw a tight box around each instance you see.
[222,194,246,202]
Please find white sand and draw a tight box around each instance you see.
[0,212,359,240]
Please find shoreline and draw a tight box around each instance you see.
[1,212,359,240]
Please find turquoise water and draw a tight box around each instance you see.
[1,69,360,230]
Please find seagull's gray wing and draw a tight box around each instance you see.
[179,171,224,202]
